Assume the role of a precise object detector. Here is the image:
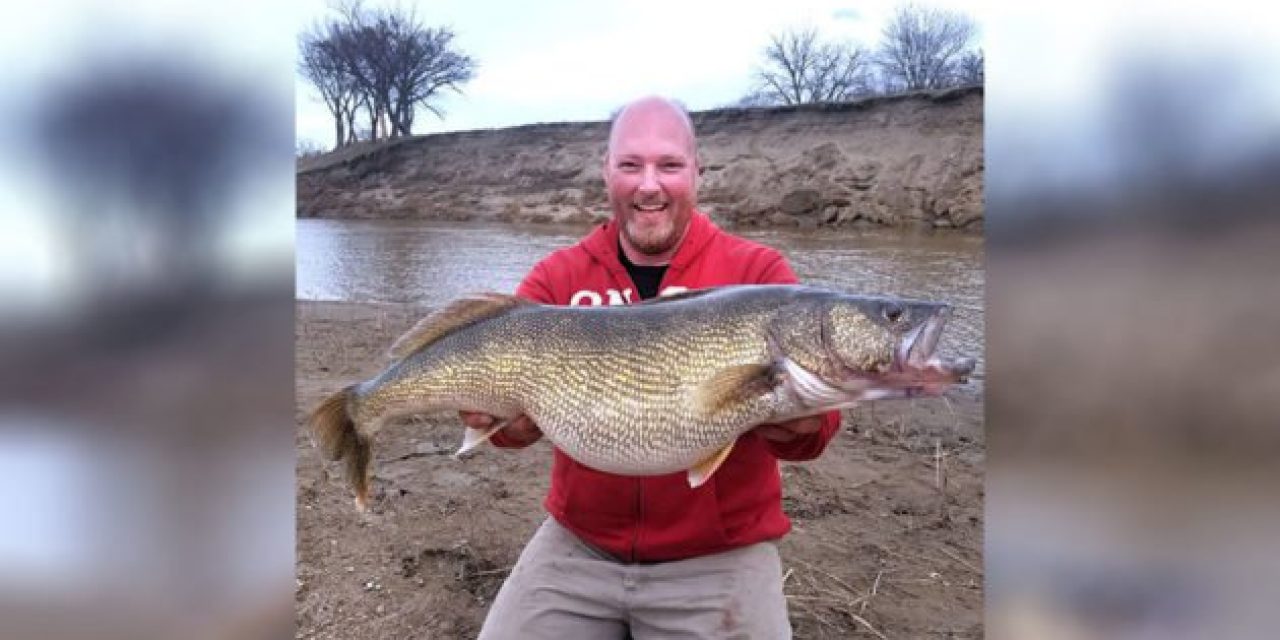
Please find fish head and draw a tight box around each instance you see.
[822,295,975,400]
[773,293,975,405]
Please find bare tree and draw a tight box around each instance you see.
[299,22,361,148]
[325,4,393,142]
[335,3,475,140]
[956,48,984,85]
[877,3,977,91]
[298,1,476,148]
[385,20,475,136]
[747,28,872,106]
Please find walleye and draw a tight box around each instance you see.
[309,284,974,509]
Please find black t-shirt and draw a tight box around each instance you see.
[618,242,668,301]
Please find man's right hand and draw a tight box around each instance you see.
[458,411,544,447]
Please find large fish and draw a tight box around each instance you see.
[309,284,974,509]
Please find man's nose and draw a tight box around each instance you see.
[638,165,660,192]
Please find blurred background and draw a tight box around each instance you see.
[0,1,294,639]
[986,2,1280,638]
[2,0,1279,638]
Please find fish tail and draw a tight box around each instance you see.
[309,385,372,510]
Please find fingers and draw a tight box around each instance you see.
[458,411,494,429]
[755,424,798,442]
[506,415,544,444]
[781,416,823,436]
[755,416,823,442]
[457,412,544,445]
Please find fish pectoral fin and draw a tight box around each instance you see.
[453,420,509,459]
[779,358,862,410]
[693,363,777,419]
[687,442,736,488]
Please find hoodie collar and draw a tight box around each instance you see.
[581,210,719,277]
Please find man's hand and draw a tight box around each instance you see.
[459,411,543,446]
[752,416,824,443]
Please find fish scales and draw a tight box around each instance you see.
[372,290,784,472]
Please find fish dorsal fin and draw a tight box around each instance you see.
[688,441,736,488]
[692,363,778,419]
[388,293,530,360]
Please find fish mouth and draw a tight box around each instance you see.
[820,302,975,402]
[896,309,947,371]
[882,308,975,397]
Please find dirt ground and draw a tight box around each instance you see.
[295,300,984,639]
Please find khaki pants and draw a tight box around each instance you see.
[478,517,791,640]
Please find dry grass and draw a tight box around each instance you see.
[785,558,890,639]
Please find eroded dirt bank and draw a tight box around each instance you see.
[297,87,983,232]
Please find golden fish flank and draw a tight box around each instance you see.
[307,284,975,510]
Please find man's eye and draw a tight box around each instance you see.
[618,162,639,171]
[662,163,684,171]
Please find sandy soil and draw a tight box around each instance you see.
[295,300,984,639]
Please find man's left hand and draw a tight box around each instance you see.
[752,416,824,443]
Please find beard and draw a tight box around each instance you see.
[621,210,679,255]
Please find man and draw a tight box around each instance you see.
[464,96,841,638]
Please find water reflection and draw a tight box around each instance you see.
[297,219,585,304]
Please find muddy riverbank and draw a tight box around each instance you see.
[295,300,985,638]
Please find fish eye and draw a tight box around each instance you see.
[882,303,904,323]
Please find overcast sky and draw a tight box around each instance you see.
[294,0,989,149]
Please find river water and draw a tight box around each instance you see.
[296,219,984,381]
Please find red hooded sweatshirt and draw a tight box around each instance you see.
[492,211,842,562]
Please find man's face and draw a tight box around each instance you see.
[604,104,698,256]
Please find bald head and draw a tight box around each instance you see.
[602,95,700,264]
[607,96,697,158]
